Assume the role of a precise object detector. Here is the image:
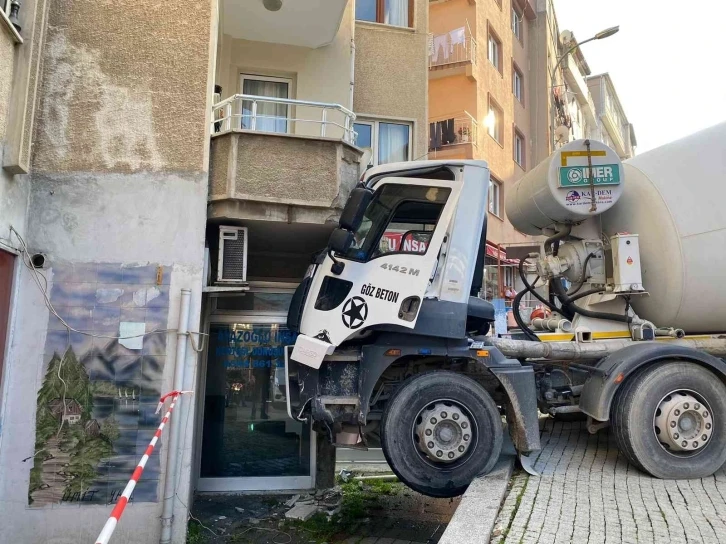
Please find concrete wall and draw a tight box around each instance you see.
[0,30,14,142]
[208,131,362,220]
[354,0,428,163]
[0,1,215,543]
[215,2,353,140]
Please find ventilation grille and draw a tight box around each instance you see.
[218,227,248,283]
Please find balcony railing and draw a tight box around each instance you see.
[429,112,478,152]
[212,94,357,144]
[428,28,477,69]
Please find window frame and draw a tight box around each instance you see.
[488,176,502,218]
[514,127,525,168]
[487,96,504,146]
[511,5,523,43]
[512,62,524,105]
[238,73,293,133]
[355,0,415,29]
[487,25,503,74]
[342,185,451,263]
[353,118,413,167]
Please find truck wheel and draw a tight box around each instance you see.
[381,371,502,498]
[612,362,726,479]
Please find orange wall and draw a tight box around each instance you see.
[429,0,532,246]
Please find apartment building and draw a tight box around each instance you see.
[0,1,428,542]
[428,0,535,300]
[587,73,637,159]
[529,0,635,165]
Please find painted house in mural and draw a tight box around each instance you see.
[48,398,82,425]
[0,0,428,542]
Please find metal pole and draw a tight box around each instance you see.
[159,289,192,544]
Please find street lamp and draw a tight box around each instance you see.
[549,26,619,149]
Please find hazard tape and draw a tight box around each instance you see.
[94,390,193,544]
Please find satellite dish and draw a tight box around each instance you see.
[555,124,571,143]
[359,148,373,177]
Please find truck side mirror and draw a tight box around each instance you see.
[340,188,373,231]
[329,228,354,254]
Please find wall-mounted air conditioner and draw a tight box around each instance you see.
[217,226,248,283]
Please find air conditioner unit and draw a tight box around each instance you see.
[217,226,248,283]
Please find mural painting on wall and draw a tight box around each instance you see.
[28,262,171,507]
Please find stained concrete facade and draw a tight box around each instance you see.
[0,2,215,544]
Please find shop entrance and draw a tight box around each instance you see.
[197,291,315,491]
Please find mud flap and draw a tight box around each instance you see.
[519,452,541,476]
[488,364,541,454]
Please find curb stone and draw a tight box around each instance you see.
[438,455,516,544]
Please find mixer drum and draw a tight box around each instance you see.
[600,122,726,333]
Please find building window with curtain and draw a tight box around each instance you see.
[487,98,503,144]
[511,6,523,42]
[489,177,501,217]
[513,63,524,104]
[239,74,291,134]
[353,119,412,166]
[514,128,525,168]
[355,0,413,28]
[487,28,502,73]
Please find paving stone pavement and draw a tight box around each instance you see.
[491,418,726,544]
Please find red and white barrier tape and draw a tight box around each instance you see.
[94,390,194,544]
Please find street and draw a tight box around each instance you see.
[491,419,726,544]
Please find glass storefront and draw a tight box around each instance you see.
[198,292,314,490]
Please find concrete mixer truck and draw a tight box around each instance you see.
[283,122,726,498]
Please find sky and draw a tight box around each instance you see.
[554,0,726,153]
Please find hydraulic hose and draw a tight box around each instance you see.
[518,258,559,314]
[544,225,572,256]
[551,278,632,324]
[512,284,539,342]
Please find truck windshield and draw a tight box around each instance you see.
[343,184,450,262]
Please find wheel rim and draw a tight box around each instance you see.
[653,390,714,455]
[413,399,476,465]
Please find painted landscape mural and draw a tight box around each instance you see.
[28,262,170,507]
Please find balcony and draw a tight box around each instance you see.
[209,94,364,225]
[428,112,478,159]
[220,0,348,48]
[428,28,477,80]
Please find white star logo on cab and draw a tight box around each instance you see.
[341,296,368,329]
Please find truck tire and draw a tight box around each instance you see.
[381,371,502,498]
[611,361,726,479]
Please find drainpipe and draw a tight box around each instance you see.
[349,37,356,112]
[159,288,192,544]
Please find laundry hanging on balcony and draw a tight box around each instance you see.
[449,27,466,52]
[429,118,456,151]
[432,34,449,62]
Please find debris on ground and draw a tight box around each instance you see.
[189,473,457,543]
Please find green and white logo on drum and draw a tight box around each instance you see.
[559,164,621,188]
[567,168,583,184]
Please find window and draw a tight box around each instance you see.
[488,177,501,217]
[513,64,524,104]
[354,120,412,167]
[487,29,502,72]
[511,6,522,42]
[514,128,525,167]
[344,184,450,261]
[355,0,413,28]
[487,98,503,144]
[239,74,291,134]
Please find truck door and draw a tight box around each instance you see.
[300,177,462,346]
